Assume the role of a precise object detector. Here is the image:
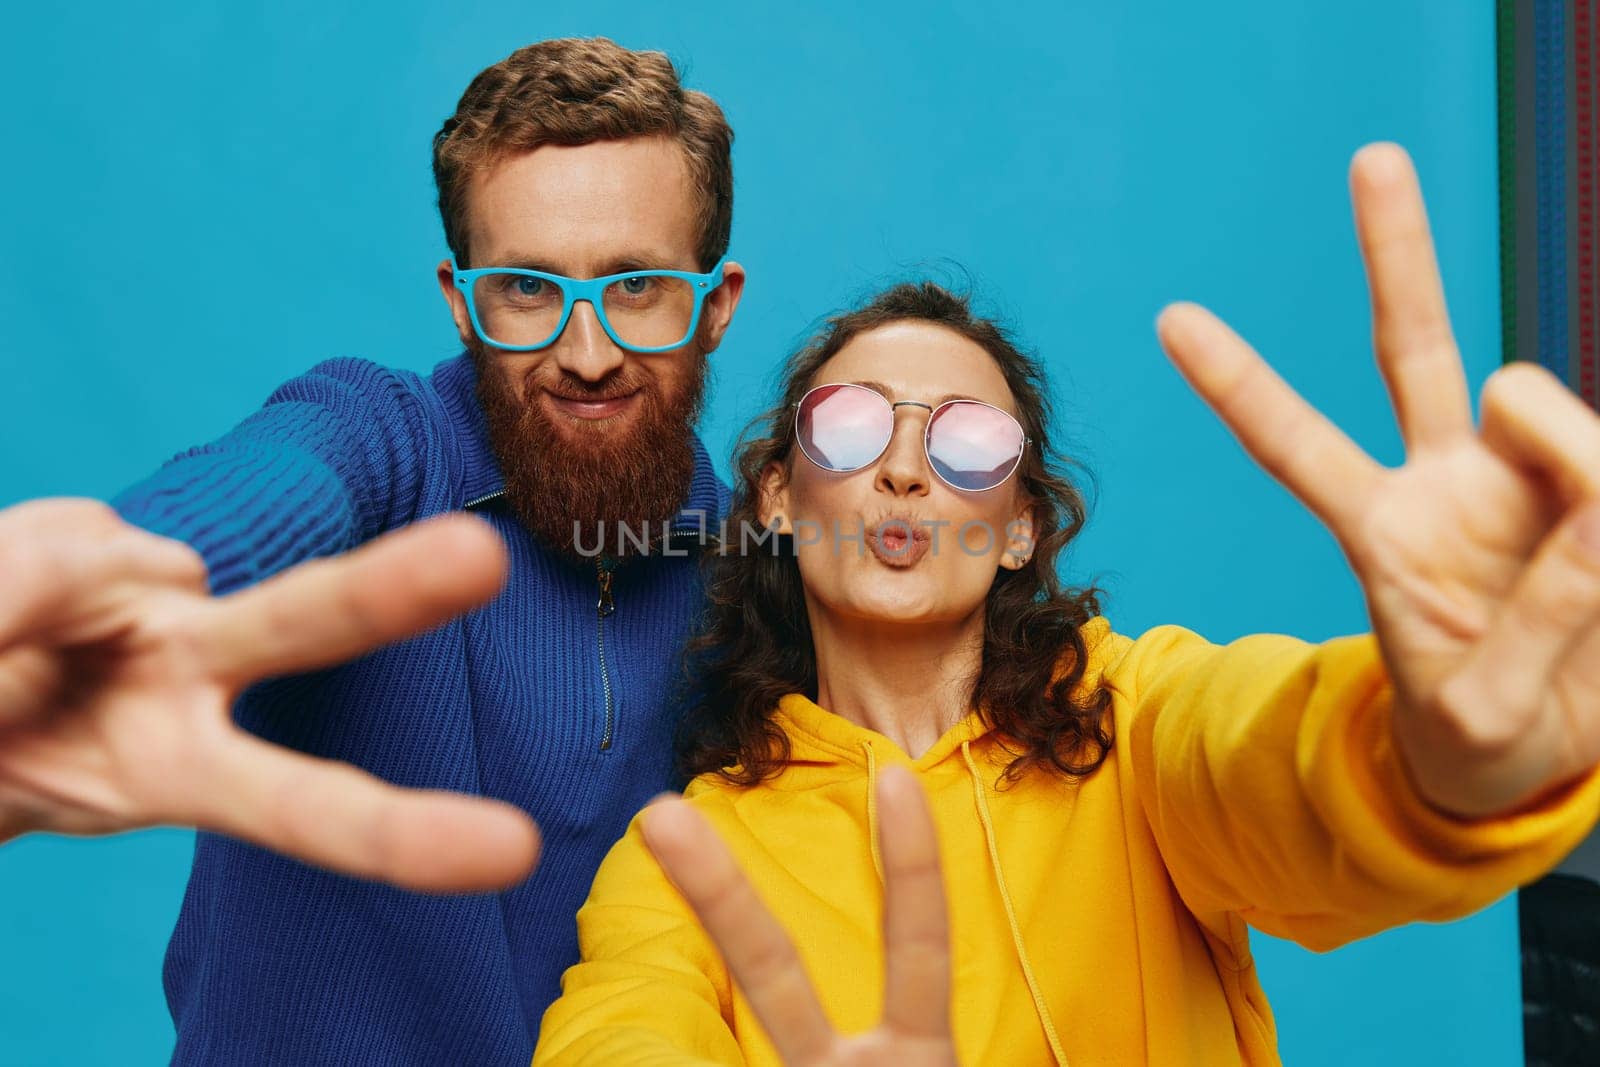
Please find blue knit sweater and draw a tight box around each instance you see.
[113,352,730,1065]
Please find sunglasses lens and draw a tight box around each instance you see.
[797,384,892,472]
[927,401,1025,491]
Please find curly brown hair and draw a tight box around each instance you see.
[431,36,733,270]
[676,281,1115,787]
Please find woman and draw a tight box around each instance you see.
[533,154,1600,1065]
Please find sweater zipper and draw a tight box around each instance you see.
[596,557,617,752]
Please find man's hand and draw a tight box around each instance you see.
[640,765,957,1066]
[0,498,539,891]
[1156,142,1600,820]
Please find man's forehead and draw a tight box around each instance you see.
[467,137,702,271]
[475,243,689,276]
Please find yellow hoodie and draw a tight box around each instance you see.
[532,616,1600,1065]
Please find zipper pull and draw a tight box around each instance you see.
[596,558,616,618]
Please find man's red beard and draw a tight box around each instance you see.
[471,338,708,563]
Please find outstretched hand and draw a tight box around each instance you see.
[1157,142,1600,820]
[0,500,538,891]
[641,765,957,1066]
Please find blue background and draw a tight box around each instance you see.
[0,2,1514,1063]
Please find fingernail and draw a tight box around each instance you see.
[1355,142,1405,182]
[1154,303,1189,338]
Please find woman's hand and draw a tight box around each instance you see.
[641,764,957,1066]
[1157,142,1600,819]
[0,500,539,891]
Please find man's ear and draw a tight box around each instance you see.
[436,257,475,348]
[700,261,746,353]
[757,459,791,533]
[1001,506,1035,570]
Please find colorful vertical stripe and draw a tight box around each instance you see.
[1500,0,1600,411]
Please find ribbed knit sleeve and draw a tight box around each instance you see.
[112,358,430,594]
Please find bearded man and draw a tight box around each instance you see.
[0,36,745,1066]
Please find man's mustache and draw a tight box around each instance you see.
[520,372,646,406]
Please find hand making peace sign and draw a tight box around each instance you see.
[1158,142,1600,820]
[0,503,538,891]
[642,766,957,1066]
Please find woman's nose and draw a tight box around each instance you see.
[874,404,931,497]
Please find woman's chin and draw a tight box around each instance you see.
[801,558,988,627]
[830,587,962,628]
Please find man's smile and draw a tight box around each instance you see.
[542,388,643,421]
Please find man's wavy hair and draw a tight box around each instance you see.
[431,36,733,270]
[676,281,1115,787]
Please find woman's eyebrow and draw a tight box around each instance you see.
[848,378,894,396]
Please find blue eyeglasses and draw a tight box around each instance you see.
[451,256,728,353]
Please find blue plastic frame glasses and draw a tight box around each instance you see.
[450,255,729,354]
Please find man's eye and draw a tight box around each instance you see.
[621,277,653,295]
[514,277,546,297]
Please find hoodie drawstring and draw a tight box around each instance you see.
[962,740,1069,1067]
[862,741,885,885]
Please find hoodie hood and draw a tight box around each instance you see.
[770,689,1014,887]
[767,614,1118,778]
[759,625,1114,1067]
[763,615,1116,888]
[771,691,996,770]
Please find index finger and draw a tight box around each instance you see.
[877,765,952,1040]
[641,798,836,1065]
[192,513,508,690]
[1155,302,1384,537]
